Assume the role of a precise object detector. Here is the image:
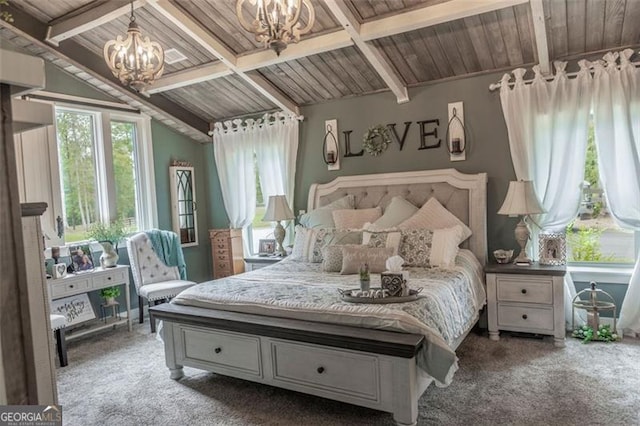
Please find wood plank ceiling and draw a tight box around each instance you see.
[3,0,640,143]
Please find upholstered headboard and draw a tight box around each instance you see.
[307,169,488,264]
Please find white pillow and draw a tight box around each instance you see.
[332,207,382,230]
[289,225,316,261]
[430,226,465,268]
[299,195,355,228]
[368,196,418,230]
[398,197,472,241]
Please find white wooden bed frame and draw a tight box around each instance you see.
[151,168,487,425]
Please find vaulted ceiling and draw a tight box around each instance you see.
[2,0,639,143]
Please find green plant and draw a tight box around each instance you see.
[0,0,14,23]
[88,220,126,247]
[566,225,616,262]
[100,286,120,299]
[572,324,618,343]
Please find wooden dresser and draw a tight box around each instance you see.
[209,228,245,279]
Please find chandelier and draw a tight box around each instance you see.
[236,0,315,56]
[103,2,164,93]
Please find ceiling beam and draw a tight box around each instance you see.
[529,0,551,75]
[146,61,233,94]
[359,0,530,41]
[323,0,408,104]
[45,0,146,46]
[1,3,210,142]
[146,0,300,116]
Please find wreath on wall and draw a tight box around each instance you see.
[362,124,391,156]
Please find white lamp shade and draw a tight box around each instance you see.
[262,195,295,221]
[498,180,545,216]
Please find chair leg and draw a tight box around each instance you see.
[138,296,144,324]
[55,328,68,367]
[149,299,156,333]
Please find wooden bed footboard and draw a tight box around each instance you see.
[151,303,430,426]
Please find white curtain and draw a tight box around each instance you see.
[213,119,258,234]
[213,113,300,250]
[499,61,592,328]
[591,49,640,336]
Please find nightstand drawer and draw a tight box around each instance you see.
[498,304,554,331]
[497,277,553,304]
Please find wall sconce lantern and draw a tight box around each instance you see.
[446,102,466,162]
[323,119,340,171]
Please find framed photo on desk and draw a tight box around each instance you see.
[258,239,276,256]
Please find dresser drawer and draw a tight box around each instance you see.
[178,327,261,377]
[498,304,554,331]
[271,341,379,401]
[92,269,127,287]
[50,278,90,297]
[496,277,553,304]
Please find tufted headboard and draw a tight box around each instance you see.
[307,169,488,264]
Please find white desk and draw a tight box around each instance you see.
[49,265,132,340]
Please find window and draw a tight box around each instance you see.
[55,106,156,243]
[249,156,274,253]
[567,122,638,264]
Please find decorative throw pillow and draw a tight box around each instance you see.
[363,230,402,255]
[398,197,472,241]
[429,226,465,268]
[299,195,356,228]
[332,207,382,230]
[310,229,363,263]
[368,196,419,230]
[340,246,395,274]
[399,229,435,267]
[322,244,360,272]
[290,225,315,261]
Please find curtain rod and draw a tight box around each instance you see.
[488,61,640,91]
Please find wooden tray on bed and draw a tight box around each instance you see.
[338,287,423,304]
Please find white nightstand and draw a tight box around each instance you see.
[244,255,283,271]
[485,262,566,347]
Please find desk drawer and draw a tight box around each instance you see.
[179,327,261,377]
[93,269,127,287]
[50,278,90,297]
[497,277,553,304]
[271,341,379,401]
[498,304,554,331]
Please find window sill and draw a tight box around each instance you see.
[569,265,633,285]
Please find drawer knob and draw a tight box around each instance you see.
[214,347,222,354]
[69,284,74,288]
[522,314,528,320]
[521,289,527,294]
[317,366,325,374]
[108,277,112,281]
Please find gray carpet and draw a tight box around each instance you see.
[57,323,640,426]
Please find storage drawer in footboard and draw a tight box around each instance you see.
[270,340,380,402]
[175,325,262,378]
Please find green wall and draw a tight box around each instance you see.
[296,71,518,256]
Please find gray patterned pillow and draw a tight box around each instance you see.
[399,229,434,267]
[310,229,363,263]
[321,244,360,272]
[365,231,401,254]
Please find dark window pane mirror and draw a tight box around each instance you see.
[170,164,198,247]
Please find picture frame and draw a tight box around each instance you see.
[539,232,566,265]
[50,293,96,326]
[69,244,94,272]
[258,239,276,256]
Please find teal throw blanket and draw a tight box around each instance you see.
[144,229,187,280]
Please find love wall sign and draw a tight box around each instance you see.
[341,119,441,158]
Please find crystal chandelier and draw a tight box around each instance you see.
[236,0,315,56]
[103,2,164,93]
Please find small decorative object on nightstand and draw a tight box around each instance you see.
[486,262,566,347]
[244,255,282,271]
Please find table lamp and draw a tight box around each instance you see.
[262,195,295,257]
[497,180,545,264]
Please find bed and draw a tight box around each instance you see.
[150,168,488,425]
